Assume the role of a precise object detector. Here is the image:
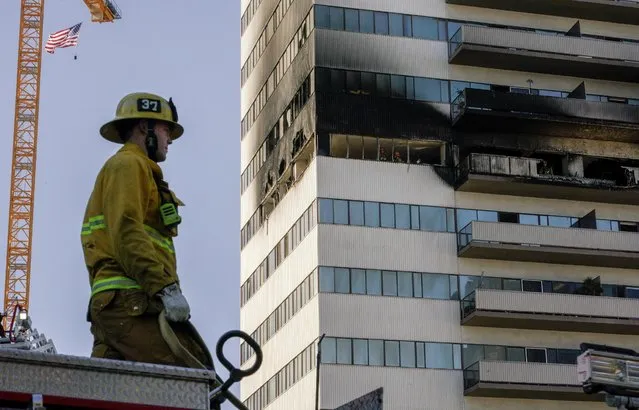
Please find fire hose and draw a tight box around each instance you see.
[158,310,263,409]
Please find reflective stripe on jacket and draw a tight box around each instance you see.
[81,143,183,298]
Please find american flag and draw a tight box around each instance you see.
[45,23,82,54]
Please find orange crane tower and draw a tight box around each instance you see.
[3,0,46,330]
[2,0,121,330]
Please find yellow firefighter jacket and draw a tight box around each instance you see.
[81,142,184,302]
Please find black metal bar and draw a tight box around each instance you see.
[209,330,263,410]
[315,334,326,410]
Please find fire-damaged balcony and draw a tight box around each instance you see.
[450,86,639,142]
[457,220,639,268]
[461,288,639,335]
[260,131,315,219]
[455,153,639,205]
[445,0,639,25]
[448,23,639,82]
[463,361,601,401]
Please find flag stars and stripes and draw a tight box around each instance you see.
[45,22,82,54]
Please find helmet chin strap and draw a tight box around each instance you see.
[145,119,158,162]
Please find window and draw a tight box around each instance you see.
[353,339,368,365]
[351,269,366,294]
[456,209,476,230]
[330,69,345,93]
[380,203,395,228]
[364,201,380,227]
[453,344,462,369]
[344,9,359,32]
[319,199,333,223]
[319,266,334,292]
[406,77,415,99]
[412,16,438,40]
[391,75,406,99]
[484,345,506,361]
[361,72,375,94]
[333,199,349,224]
[366,269,382,295]
[416,342,425,368]
[420,206,447,232]
[526,348,546,363]
[551,349,579,365]
[385,341,400,366]
[397,271,413,297]
[422,273,449,299]
[449,275,459,299]
[415,78,442,102]
[507,347,526,362]
[395,204,410,229]
[359,10,374,33]
[400,341,416,367]
[376,73,391,97]
[329,7,344,30]
[369,340,384,365]
[523,280,542,293]
[336,338,352,364]
[503,278,521,291]
[413,273,423,298]
[334,268,350,293]
[410,205,420,230]
[548,215,572,227]
[389,13,403,36]
[426,343,453,369]
[382,271,397,296]
[403,14,412,37]
[321,337,336,363]
[374,12,389,35]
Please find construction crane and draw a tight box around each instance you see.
[82,0,122,23]
[2,0,121,330]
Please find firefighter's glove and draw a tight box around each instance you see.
[158,283,190,322]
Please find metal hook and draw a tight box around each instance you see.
[209,330,263,410]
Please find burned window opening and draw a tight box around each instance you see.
[241,71,314,195]
[327,134,444,166]
[584,158,639,186]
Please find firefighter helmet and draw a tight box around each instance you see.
[99,92,184,143]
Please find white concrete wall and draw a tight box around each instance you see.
[265,371,317,410]
[320,365,464,410]
[319,293,461,343]
[240,157,317,280]
[241,297,320,399]
[242,0,314,115]
[317,224,458,274]
[316,156,455,207]
[241,228,318,332]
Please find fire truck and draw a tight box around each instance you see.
[0,304,262,410]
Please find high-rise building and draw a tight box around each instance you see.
[239,0,639,408]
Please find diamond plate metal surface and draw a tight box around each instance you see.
[332,388,383,410]
[0,349,215,409]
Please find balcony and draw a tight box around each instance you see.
[445,0,639,25]
[450,88,639,142]
[448,25,639,82]
[455,153,639,205]
[461,288,639,335]
[457,220,639,268]
[464,360,601,401]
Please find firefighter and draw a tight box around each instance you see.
[81,92,212,370]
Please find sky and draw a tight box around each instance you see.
[0,0,242,393]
